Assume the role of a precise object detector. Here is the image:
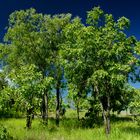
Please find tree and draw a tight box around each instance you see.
[41,13,72,126]
[61,17,89,120]
[62,7,137,134]
[86,7,137,134]
[1,8,72,125]
[9,64,53,128]
[1,8,50,123]
[67,83,89,120]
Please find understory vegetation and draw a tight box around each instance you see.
[1,113,140,140]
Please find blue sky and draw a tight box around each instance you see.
[0,0,140,41]
[0,0,140,88]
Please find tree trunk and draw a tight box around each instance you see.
[59,92,62,116]
[41,69,49,125]
[106,95,111,135]
[76,103,80,120]
[56,81,60,126]
[76,91,81,120]
[42,92,48,125]
[26,107,33,129]
[101,96,111,135]
[95,85,111,135]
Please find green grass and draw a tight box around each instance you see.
[0,116,140,140]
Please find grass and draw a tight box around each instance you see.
[0,112,140,140]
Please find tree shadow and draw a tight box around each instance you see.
[48,115,133,130]
[47,117,104,130]
[111,115,132,123]
[121,126,140,135]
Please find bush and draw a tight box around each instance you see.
[0,124,13,140]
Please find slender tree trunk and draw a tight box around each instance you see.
[56,81,60,126]
[76,103,80,120]
[76,91,81,120]
[26,107,33,129]
[60,92,62,116]
[101,96,111,135]
[95,85,111,135]
[106,95,111,135]
[42,92,48,125]
[41,69,49,125]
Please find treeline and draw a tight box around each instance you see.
[0,7,140,135]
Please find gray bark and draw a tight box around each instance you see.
[42,92,48,124]
[56,81,60,126]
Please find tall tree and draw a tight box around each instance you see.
[9,64,53,128]
[62,7,138,134]
[86,7,137,134]
[41,13,72,126]
[1,8,72,125]
[1,8,51,123]
[61,17,89,120]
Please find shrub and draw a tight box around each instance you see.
[0,124,13,140]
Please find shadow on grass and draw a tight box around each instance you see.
[35,115,133,131]
[111,115,132,122]
[121,126,140,135]
[47,117,103,130]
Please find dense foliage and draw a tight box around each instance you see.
[0,6,140,135]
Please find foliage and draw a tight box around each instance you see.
[129,89,140,114]
[8,64,52,110]
[0,6,139,134]
[0,124,13,140]
[61,6,138,134]
[0,87,23,118]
